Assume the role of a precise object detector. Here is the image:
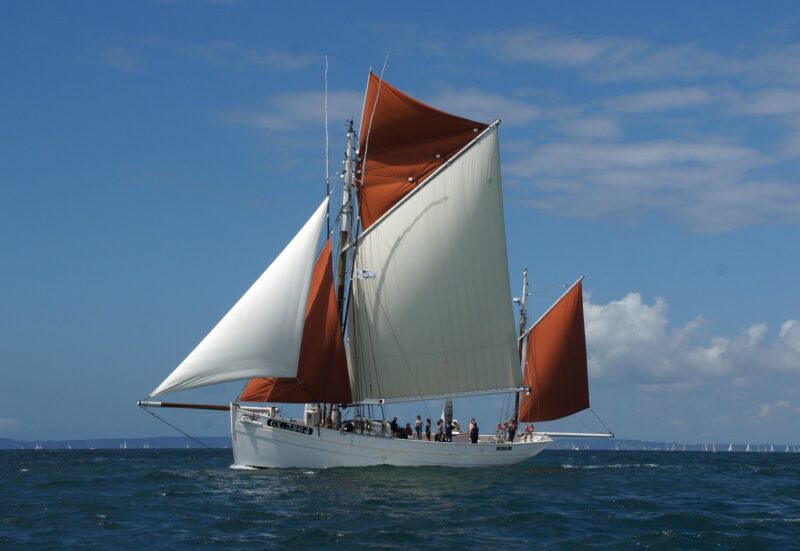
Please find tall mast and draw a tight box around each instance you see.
[336,119,356,321]
[513,268,529,423]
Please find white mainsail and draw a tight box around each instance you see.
[347,126,520,401]
[150,198,329,397]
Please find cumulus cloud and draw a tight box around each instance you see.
[585,292,800,389]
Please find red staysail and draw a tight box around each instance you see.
[519,280,590,422]
[357,73,489,228]
[240,240,351,404]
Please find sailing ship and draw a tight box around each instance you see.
[139,72,611,468]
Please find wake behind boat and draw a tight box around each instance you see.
[139,72,612,468]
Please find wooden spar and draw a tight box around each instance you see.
[537,432,614,439]
[138,401,230,411]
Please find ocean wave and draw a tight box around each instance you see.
[561,463,663,470]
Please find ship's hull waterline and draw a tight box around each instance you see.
[230,404,552,469]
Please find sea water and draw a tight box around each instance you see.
[1,449,798,549]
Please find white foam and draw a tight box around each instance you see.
[229,463,258,470]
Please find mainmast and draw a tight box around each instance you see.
[336,119,357,322]
[513,268,529,423]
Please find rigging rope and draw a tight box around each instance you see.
[139,405,215,450]
[590,408,614,435]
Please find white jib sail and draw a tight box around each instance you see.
[150,198,329,397]
[348,127,520,401]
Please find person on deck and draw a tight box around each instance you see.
[405,423,413,439]
[425,418,432,441]
[436,419,444,442]
[445,420,453,442]
[469,418,479,444]
[508,419,518,443]
[415,415,423,440]
[390,417,398,437]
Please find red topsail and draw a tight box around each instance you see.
[357,73,488,229]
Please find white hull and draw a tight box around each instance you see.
[230,404,552,469]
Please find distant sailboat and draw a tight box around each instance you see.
[712,443,716,453]
[770,444,775,452]
[746,444,751,452]
[35,443,42,451]
[728,444,733,452]
[786,445,790,453]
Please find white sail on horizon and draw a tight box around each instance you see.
[150,198,329,397]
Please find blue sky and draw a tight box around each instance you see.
[1,1,799,445]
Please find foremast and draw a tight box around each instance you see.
[336,119,357,322]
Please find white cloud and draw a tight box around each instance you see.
[473,27,642,68]
[0,417,19,432]
[585,292,800,389]
[98,47,144,71]
[428,88,541,126]
[558,117,621,139]
[223,90,364,132]
[507,139,800,233]
[183,41,318,71]
[758,400,790,419]
[606,87,715,113]
[476,26,800,85]
[734,88,800,116]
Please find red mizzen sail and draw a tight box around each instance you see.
[519,280,590,422]
[240,240,351,404]
[357,73,488,228]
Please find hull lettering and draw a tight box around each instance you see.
[265,418,314,435]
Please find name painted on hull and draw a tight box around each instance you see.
[496,446,512,451]
[266,418,314,435]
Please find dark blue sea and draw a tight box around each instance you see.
[2,449,798,549]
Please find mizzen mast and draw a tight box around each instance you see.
[513,268,529,424]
